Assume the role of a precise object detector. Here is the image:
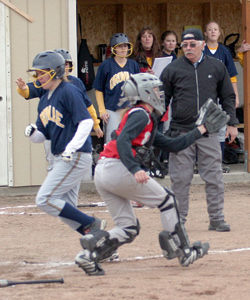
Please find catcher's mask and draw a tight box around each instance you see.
[54,48,73,73]
[110,33,133,58]
[118,73,165,116]
[27,51,65,88]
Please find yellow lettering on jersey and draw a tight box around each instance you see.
[51,106,56,122]
[40,106,50,127]
[55,111,64,127]
[40,105,65,128]
[110,71,130,90]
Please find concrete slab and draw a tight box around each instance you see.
[0,163,249,197]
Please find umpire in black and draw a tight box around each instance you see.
[160,28,238,231]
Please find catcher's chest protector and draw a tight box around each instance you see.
[119,107,154,147]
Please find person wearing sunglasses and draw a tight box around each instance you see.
[160,28,238,232]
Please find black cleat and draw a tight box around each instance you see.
[179,241,210,267]
[209,220,230,232]
[75,249,105,276]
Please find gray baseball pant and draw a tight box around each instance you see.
[169,133,224,223]
[36,152,92,230]
[94,158,179,243]
[104,110,122,143]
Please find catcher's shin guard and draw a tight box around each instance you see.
[159,222,209,267]
[174,222,191,250]
[158,190,179,233]
[80,230,119,262]
[159,230,182,260]
[75,249,105,276]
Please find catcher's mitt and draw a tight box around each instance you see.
[195,98,230,133]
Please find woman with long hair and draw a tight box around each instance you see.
[133,26,162,73]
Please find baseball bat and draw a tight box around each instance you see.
[78,203,99,207]
[0,278,64,287]
[77,202,106,208]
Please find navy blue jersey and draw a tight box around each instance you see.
[27,76,92,107]
[36,81,92,155]
[93,57,140,111]
[67,75,92,107]
[27,81,46,98]
[162,51,177,60]
[203,43,238,78]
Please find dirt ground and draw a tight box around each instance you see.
[1,182,250,300]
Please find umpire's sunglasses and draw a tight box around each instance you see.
[181,41,201,48]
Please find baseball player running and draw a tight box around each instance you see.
[75,73,229,275]
[16,48,103,171]
[25,50,105,246]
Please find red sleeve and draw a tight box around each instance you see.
[161,109,169,122]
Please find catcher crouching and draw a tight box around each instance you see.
[75,73,229,275]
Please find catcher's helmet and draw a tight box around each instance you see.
[110,33,133,57]
[28,51,65,87]
[119,73,165,116]
[54,48,73,72]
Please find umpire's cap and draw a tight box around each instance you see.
[181,28,204,42]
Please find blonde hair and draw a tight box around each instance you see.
[204,21,224,41]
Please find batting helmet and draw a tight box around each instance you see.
[119,73,165,116]
[28,51,65,87]
[110,33,133,57]
[54,48,73,72]
[54,48,72,62]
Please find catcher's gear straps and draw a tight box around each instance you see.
[141,111,158,148]
[159,188,190,250]
[158,187,181,220]
[159,222,191,260]
[80,219,140,262]
[120,218,140,245]
[159,230,181,260]
[158,187,192,260]
[158,193,175,213]
[133,111,167,175]
[111,105,158,144]
[80,230,119,262]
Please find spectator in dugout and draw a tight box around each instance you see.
[93,33,140,144]
[203,21,239,173]
[161,30,179,61]
[133,26,162,74]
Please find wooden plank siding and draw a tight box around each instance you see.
[3,0,250,187]
[78,0,242,60]
[78,0,250,173]
[9,0,69,186]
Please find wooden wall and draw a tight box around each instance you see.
[212,1,242,41]
[10,0,69,186]
[78,0,242,59]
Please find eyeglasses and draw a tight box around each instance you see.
[181,42,198,48]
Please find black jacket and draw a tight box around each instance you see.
[160,54,238,131]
